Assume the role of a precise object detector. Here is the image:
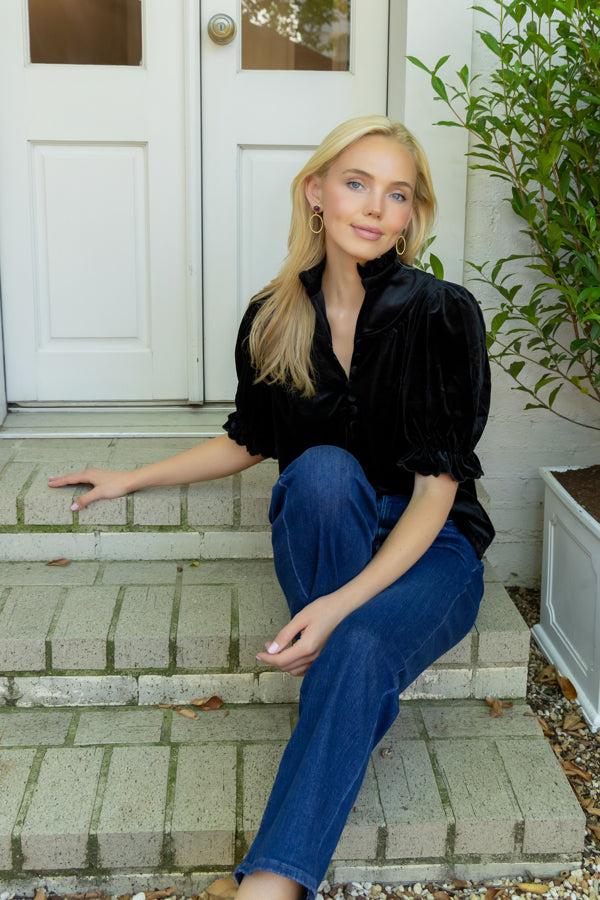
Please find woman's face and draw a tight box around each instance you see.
[305,134,417,267]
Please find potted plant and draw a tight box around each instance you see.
[409,0,600,729]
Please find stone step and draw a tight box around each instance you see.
[0,699,585,894]
[0,559,529,708]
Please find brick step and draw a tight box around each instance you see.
[0,699,585,894]
[0,437,277,561]
[0,559,529,708]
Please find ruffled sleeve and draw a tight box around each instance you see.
[395,281,491,483]
[222,302,278,459]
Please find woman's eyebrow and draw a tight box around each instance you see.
[342,168,414,191]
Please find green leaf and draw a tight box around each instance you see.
[509,360,526,379]
[479,31,502,57]
[430,254,445,280]
[406,55,431,73]
[434,54,450,73]
[548,385,562,408]
[431,75,449,102]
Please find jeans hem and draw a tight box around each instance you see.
[234,857,318,900]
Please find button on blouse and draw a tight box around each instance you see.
[224,246,495,558]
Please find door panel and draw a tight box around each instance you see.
[0,0,190,401]
[201,0,390,401]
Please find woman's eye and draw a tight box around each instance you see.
[348,180,363,190]
[391,192,406,202]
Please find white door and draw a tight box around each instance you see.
[0,0,192,402]
[201,0,390,401]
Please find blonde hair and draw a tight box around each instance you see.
[248,115,437,397]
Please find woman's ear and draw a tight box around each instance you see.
[304,175,322,210]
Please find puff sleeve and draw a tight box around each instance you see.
[395,282,491,483]
[222,302,278,460]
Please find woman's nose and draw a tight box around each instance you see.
[365,194,383,216]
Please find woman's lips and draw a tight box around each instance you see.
[352,225,383,241]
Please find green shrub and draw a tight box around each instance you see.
[410,0,600,430]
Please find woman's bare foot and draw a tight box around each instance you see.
[236,870,304,900]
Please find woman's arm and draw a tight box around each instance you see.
[257,471,458,676]
[48,433,264,511]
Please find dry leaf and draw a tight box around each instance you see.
[146,889,177,900]
[561,759,593,782]
[118,894,131,900]
[485,889,504,900]
[224,710,230,718]
[536,664,558,685]
[537,716,553,737]
[562,713,584,732]
[581,797,600,816]
[485,697,513,718]
[156,703,176,709]
[452,879,470,888]
[557,674,577,700]
[587,823,600,841]
[34,891,47,900]
[433,893,451,900]
[176,707,199,719]
[204,877,238,898]
[191,695,224,710]
[47,557,69,567]
[516,883,550,894]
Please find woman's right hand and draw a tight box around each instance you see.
[48,468,135,511]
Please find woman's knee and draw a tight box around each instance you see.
[271,446,375,521]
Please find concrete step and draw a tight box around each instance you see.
[0,699,585,894]
[0,559,530,708]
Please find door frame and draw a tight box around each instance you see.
[0,0,471,423]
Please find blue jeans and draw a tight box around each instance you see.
[235,446,484,899]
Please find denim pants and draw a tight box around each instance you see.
[235,446,484,899]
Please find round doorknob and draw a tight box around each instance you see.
[207,14,237,45]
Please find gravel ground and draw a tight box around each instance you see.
[4,588,599,900]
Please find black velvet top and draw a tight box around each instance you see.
[224,246,495,558]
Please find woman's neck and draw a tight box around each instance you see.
[321,255,365,312]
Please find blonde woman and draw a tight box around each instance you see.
[50,116,494,900]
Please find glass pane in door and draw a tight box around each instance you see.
[242,0,350,70]
[28,0,143,66]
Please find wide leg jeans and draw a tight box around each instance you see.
[235,446,484,898]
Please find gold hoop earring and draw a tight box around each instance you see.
[309,206,324,235]
[396,231,407,256]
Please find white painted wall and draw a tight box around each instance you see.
[462,6,599,586]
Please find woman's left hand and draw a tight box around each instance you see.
[256,595,346,677]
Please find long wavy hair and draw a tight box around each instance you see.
[248,115,437,397]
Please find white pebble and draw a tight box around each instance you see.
[317,894,324,900]
[132,893,145,900]
[413,884,423,896]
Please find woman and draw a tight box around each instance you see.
[50,116,494,900]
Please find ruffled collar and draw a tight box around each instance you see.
[299,244,400,298]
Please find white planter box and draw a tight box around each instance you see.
[532,467,600,732]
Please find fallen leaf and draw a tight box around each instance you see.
[223,710,230,718]
[451,879,470,888]
[47,557,69,567]
[191,695,224,710]
[536,664,558,685]
[156,703,176,709]
[485,889,504,900]
[433,892,451,900]
[485,697,513,718]
[536,716,553,737]
[33,891,47,900]
[587,823,600,841]
[516,883,550,894]
[189,561,200,567]
[562,713,585,732]
[561,759,593,782]
[204,877,238,898]
[581,798,600,816]
[176,707,199,719]
[117,894,131,900]
[146,889,177,900]
[557,673,577,700]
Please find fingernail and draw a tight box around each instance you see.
[267,642,279,654]
[71,503,79,511]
